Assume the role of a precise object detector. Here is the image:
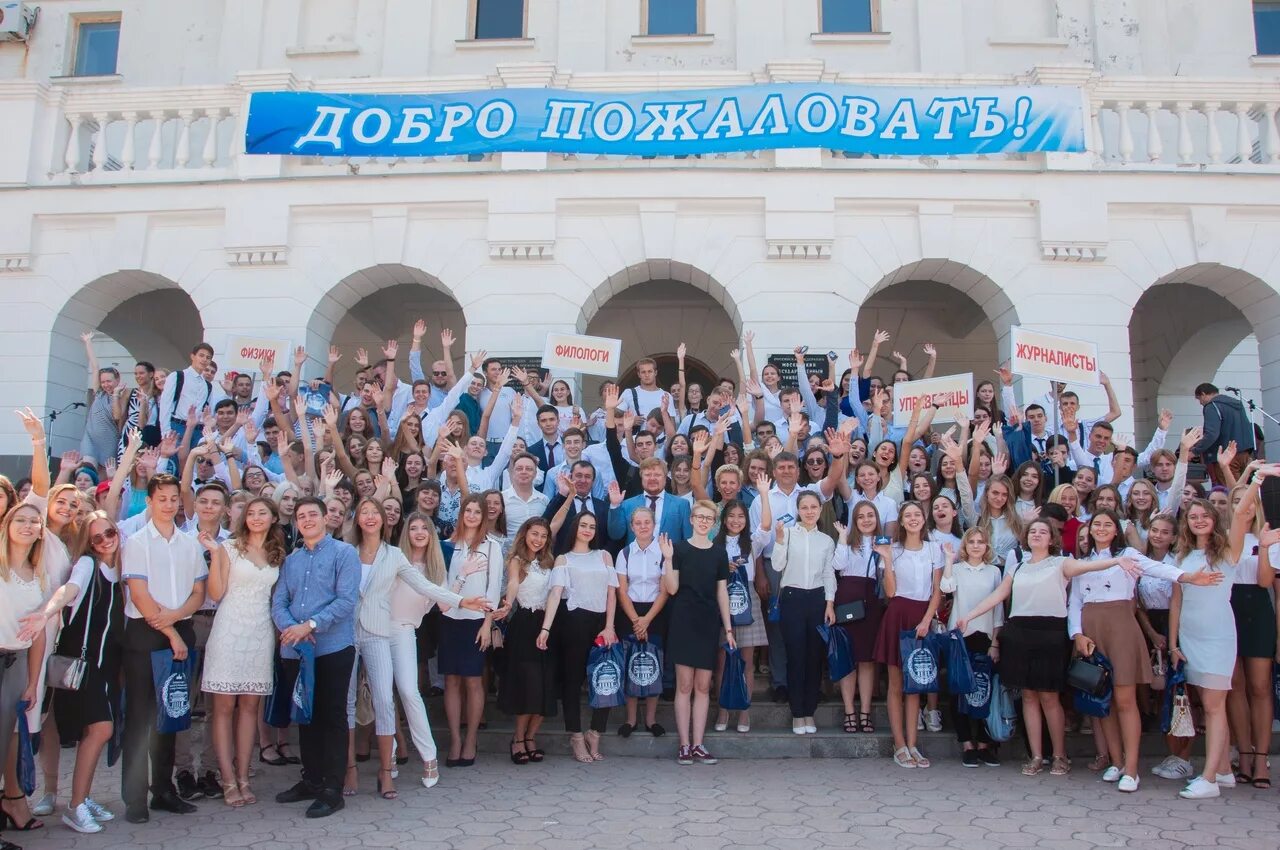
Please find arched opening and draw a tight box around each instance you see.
[1129,271,1273,441]
[853,261,1018,389]
[579,262,741,403]
[48,272,203,452]
[308,265,466,391]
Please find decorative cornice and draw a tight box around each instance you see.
[767,240,832,260]
[226,246,289,266]
[489,241,554,260]
[1041,241,1107,262]
[0,254,32,273]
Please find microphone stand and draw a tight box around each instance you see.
[44,401,84,460]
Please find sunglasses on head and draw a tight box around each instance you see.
[91,527,119,546]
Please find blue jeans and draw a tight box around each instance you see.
[169,418,203,447]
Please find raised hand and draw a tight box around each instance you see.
[621,410,637,433]
[774,521,786,543]
[328,345,342,364]
[159,431,179,458]
[440,329,455,349]
[873,329,890,347]
[355,348,369,368]
[294,345,307,366]
[995,363,1013,386]
[744,378,763,398]
[676,342,687,362]
[510,393,524,423]
[743,330,755,347]
[753,471,772,493]
[603,383,619,412]
[80,330,95,344]
[848,348,864,371]
[1158,408,1174,430]
[61,449,82,469]
[1218,440,1238,469]
[922,343,937,358]
[891,351,908,369]
[510,365,530,386]
[607,481,623,507]
[991,451,1009,477]
[220,372,235,394]
[490,367,511,390]
[1180,426,1202,455]
[658,533,674,560]
[833,521,848,544]
[381,457,396,479]
[382,339,398,361]
[412,319,426,340]
[556,472,571,497]
[691,431,710,457]
[469,349,487,372]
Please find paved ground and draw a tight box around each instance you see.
[13,747,1280,850]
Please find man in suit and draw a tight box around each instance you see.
[608,457,692,546]
[544,460,612,555]
[526,404,564,473]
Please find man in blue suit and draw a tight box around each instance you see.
[607,457,692,545]
[544,460,611,555]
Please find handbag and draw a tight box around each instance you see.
[1168,685,1195,737]
[833,600,865,624]
[719,643,751,711]
[1066,652,1111,697]
[587,639,626,710]
[1071,651,1114,718]
[16,700,36,796]
[623,636,664,699]
[150,648,198,734]
[46,568,98,691]
[727,561,753,626]
[1150,649,1167,691]
[939,629,976,695]
[290,641,316,725]
[355,665,375,726]
[899,630,940,694]
[818,624,855,682]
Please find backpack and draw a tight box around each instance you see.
[169,367,212,423]
[984,671,1018,742]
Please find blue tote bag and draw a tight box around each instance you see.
[16,700,36,796]
[587,640,626,710]
[899,631,940,694]
[939,629,977,694]
[984,671,1018,742]
[727,562,753,626]
[719,643,751,711]
[291,641,317,725]
[958,653,994,719]
[817,623,854,683]
[150,648,198,734]
[623,635,664,699]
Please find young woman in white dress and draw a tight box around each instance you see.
[201,497,285,807]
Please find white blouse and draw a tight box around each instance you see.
[889,542,942,603]
[1136,554,1176,611]
[723,529,770,582]
[848,490,898,530]
[550,550,618,613]
[514,559,553,612]
[0,573,47,651]
[771,525,837,601]
[617,540,664,604]
[833,540,880,580]
[1003,552,1069,619]
[1066,547,1184,637]
[1234,533,1265,584]
[444,537,504,621]
[940,561,1004,638]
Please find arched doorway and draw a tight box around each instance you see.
[1129,270,1271,441]
[308,265,466,392]
[579,262,741,404]
[48,272,203,452]
[853,261,1018,389]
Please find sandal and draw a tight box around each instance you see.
[524,738,545,763]
[343,763,358,797]
[842,712,858,734]
[422,759,440,789]
[1234,748,1256,784]
[893,747,917,769]
[858,711,875,734]
[1087,753,1108,772]
[222,783,244,808]
[569,733,593,764]
[509,738,530,765]
[584,730,605,761]
[909,747,931,769]
[258,744,287,766]
[377,768,397,800]
[1050,756,1072,776]
[1021,758,1044,776]
[237,778,256,805]
[0,795,43,831]
[276,742,300,764]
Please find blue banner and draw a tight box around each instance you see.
[245,83,1086,158]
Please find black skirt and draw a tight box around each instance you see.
[998,616,1070,692]
[438,617,486,677]
[616,600,669,645]
[498,606,558,717]
[1231,584,1278,659]
[667,595,720,671]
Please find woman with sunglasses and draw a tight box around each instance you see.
[17,511,124,834]
[659,501,735,765]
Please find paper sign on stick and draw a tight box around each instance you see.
[1009,327,1099,386]
[223,335,291,377]
[892,373,974,427]
[542,332,623,378]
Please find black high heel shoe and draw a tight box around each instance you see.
[524,738,545,763]
[509,738,529,765]
[0,796,43,832]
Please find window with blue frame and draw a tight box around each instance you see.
[646,0,700,36]
[1256,2,1280,54]
[820,0,875,34]
[473,0,524,39]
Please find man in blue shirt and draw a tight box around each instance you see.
[271,496,360,818]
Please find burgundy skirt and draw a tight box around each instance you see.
[873,596,930,667]
[835,576,883,663]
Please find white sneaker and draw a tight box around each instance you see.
[925,709,943,733]
[792,720,806,735]
[1179,777,1220,799]
[1152,756,1194,780]
[61,802,102,834]
[1118,775,1139,793]
[31,793,55,816]
[916,710,925,731]
[1215,772,1237,788]
[82,797,113,822]
[1102,766,1122,782]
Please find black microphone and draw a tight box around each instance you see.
[1224,386,1241,394]
[70,402,87,409]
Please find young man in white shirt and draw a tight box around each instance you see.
[501,453,549,553]
[1069,411,1170,490]
[407,323,457,411]
[616,358,678,418]
[158,343,217,443]
[120,474,209,823]
[476,358,519,461]
[1004,373,1121,446]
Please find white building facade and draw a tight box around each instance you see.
[2,0,1280,473]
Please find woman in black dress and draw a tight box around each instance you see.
[660,500,734,766]
[19,510,124,833]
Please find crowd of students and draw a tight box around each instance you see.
[0,321,1275,845]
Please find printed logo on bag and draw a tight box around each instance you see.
[627,647,661,688]
[161,671,191,719]
[905,647,938,686]
[965,670,992,708]
[292,674,307,711]
[592,658,622,697]
[727,580,749,616]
